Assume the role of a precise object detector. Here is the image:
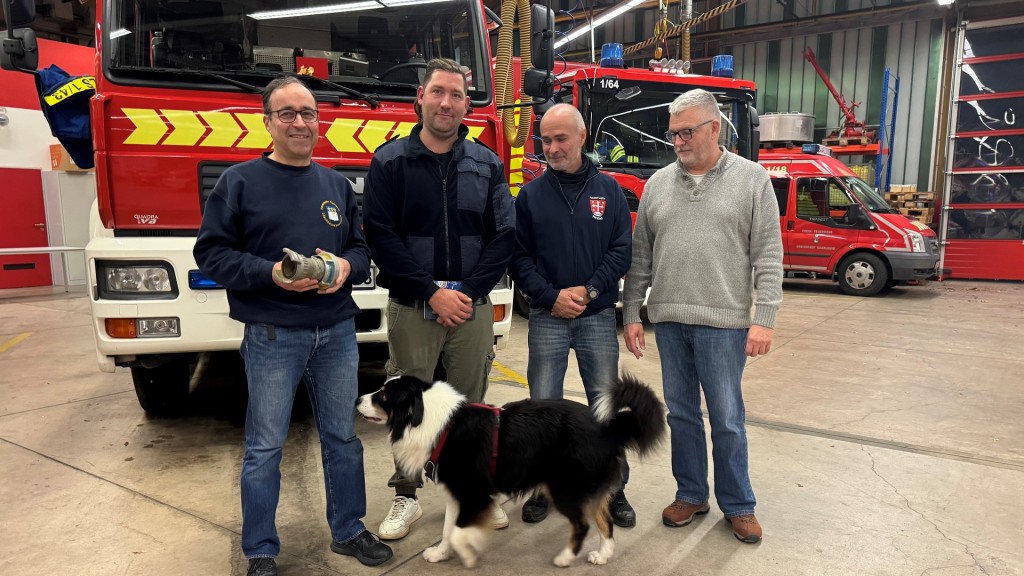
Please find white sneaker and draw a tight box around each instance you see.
[378,496,422,540]
[492,501,509,530]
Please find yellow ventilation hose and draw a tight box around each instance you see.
[494,0,533,148]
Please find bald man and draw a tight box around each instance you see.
[509,103,635,526]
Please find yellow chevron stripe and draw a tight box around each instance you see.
[122,108,168,145]
[390,122,417,140]
[235,113,272,149]
[199,112,242,147]
[160,109,206,146]
[325,118,365,153]
[467,126,485,141]
[357,120,397,152]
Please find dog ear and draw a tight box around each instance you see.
[410,392,424,427]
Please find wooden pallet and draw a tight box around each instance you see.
[823,136,874,146]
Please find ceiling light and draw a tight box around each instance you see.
[554,0,645,49]
[109,28,131,39]
[936,0,954,5]
[249,0,452,21]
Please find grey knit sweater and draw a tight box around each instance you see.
[622,148,783,329]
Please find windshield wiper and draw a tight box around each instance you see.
[113,65,263,93]
[297,75,380,109]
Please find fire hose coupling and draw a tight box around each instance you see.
[274,247,342,290]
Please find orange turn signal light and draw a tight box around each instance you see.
[492,304,506,323]
[105,318,137,339]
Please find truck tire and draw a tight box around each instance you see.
[514,287,531,319]
[837,253,888,297]
[131,356,192,416]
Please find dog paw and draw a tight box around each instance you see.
[423,545,450,563]
[587,551,610,565]
[553,548,576,567]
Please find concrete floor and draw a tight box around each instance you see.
[1,279,1022,575]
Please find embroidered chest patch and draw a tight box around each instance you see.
[589,197,607,220]
[321,200,342,228]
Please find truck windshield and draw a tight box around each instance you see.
[583,81,751,169]
[105,0,490,104]
[841,176,894,213]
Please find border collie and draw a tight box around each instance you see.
[357,373,665,567]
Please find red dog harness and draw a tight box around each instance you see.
[424,403,502,482]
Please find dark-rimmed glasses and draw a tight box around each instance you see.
[271,108,319,123]
[665,119,714,142]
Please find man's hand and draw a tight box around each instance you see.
[746,325,774,357]
[551,288,586,319]
[315,248,351,294]
[624,322,646,359]
[272,261,320,292]
[428,289,474,327]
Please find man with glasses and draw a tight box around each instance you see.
[195,76,393,576]
[622,89,783,544]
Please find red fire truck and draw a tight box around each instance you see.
[2,0,552,413]
[517,54,937,306]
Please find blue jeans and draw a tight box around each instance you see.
[527,306,628,489]
[240,320,366,559]
[654,322,755,517]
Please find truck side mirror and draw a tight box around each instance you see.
[4,0,35,27]
[1,28,39,72]
[530,4,554,72]
[749,105,760,162]
[847,203,875,230]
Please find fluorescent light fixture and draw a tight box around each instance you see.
[249,0,453,20]
[554,0,645,49]
[109,28,131,39]
[936,0,954,5]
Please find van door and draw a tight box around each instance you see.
[770,177,792,268]
[788,177,861,273]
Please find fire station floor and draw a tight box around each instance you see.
[1,279,1023,576]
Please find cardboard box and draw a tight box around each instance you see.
[49,144,92,172]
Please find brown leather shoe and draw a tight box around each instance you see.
[728,514,762,543]
[662,500,710,527]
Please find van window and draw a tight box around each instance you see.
[796,177,858,226]
[771,178,789,216]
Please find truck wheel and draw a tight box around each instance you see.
[514,287,531,319]
[131,357,192,416]
[837,253,889,297]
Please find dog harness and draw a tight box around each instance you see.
[424,403,502,483]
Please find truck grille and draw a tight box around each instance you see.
[198,162,237,216]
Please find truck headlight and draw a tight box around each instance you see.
[907,231,926,253]
[97,261,177,299]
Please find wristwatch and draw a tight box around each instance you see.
[586,284,599,301]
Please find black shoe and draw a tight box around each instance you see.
[522,494,549,523]
[331,530,394,567]
[246,558,277,576]
[610,490,636,528]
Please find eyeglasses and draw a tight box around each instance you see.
[665,119,714,142]
[271,108,319,123]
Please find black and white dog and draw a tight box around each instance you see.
[357,373,665,568]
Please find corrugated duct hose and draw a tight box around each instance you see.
[494,0,533,148]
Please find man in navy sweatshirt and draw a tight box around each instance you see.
[509,103,634,526]
[194,76,392,576]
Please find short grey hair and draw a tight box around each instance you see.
[542,103,586,133]
[668,89,719,120]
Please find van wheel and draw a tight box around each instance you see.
[514,287,531,319]
[837,253,888,297]
[131,356,193,416]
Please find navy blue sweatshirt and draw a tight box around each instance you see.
[194,154,370,327]
[363,124,515,301]
[509,156,632,315]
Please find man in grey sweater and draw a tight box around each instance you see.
[622,89,783,544]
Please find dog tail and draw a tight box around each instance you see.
[592,371,666,458]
